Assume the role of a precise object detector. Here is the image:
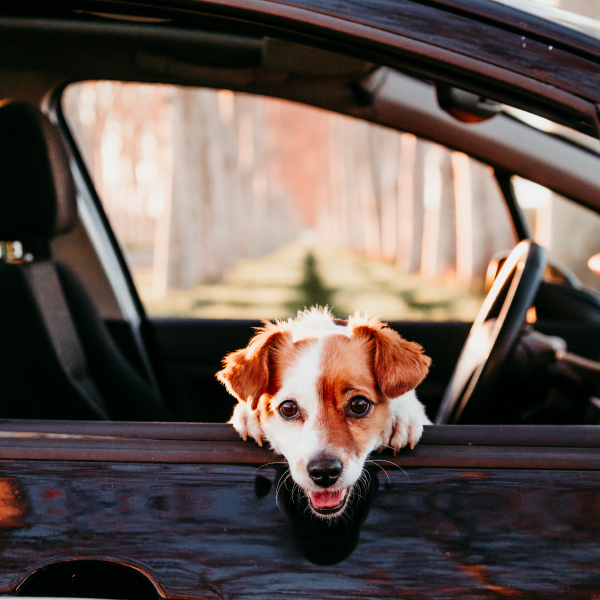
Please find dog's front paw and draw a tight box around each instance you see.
[380,391,431,454]
[228,401,264,446]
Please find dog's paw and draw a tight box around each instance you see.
[380,391,431,454]
[228,401,264,446]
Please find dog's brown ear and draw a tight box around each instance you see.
[217,323,291,410]
[353,321,431,398]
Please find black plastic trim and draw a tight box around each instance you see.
[0,422,600,470]
[494,168,531,241]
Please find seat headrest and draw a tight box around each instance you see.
[0,102,77,243]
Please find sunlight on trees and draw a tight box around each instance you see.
[63,82,517,321]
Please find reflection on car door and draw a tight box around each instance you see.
[2,421,600,597]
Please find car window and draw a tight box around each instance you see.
[62,81,516,322]
[512,176,600,294]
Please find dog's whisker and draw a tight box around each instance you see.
[252,461,288,476]
[301,502,315,521]
[366,459,392,487]
[360,469,372,486]
[275,469,290,495]
[344,508,352,524]
[353,474,369,501]
[368,458,411,482]
[342,494,353,523]
[352,488,367,502]
[292,482,302,504]
[285,476,294,494]
[281,476,292,498]
[275,470,292,509]
[355,479,363,496]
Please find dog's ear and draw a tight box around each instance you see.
[353,320,431,398]
[217,323,291,410]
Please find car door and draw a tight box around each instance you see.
[2,422,600,597]
[4,0,600,597]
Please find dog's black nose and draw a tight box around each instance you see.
[307,458,343,488]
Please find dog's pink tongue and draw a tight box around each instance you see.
[310,490,344,509]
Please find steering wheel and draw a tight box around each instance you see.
[435,240,547,424]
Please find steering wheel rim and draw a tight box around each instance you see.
[435,240,547,424]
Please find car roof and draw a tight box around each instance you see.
[3,0,600,212]
[476,0,600,44]
[4,0,600,135]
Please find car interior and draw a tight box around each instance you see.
[0,102,170,421]
[2,14,600,429]
[5,5,600,595]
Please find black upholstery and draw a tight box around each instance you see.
[0,103,77,246]
[536,281,600,322]
[0,102,171,421]
[0,261,105,419]
[58,263,170,420]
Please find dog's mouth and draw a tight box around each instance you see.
[308,488,350,515]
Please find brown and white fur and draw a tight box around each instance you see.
[217,307,431,519]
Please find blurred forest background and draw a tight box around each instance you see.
[61,0,600,321]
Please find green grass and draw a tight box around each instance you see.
[133,242,484,321]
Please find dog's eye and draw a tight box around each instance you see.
[278,400,298,419]
[349,396,371,416]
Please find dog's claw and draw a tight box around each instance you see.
[383,391,430,454]
[229,401,264,447]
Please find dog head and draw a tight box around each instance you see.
[218,308,430,518]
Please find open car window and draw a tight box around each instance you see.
[63,81,516,322]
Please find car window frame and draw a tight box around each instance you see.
[51,69,600,329]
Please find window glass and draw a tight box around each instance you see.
[513,176,600,294]
[63,82,516,321]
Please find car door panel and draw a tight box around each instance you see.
[1,423,600,598]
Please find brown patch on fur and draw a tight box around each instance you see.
[316,335,391,457]
[217,321,292,410]
[351,316,431,398]
[217,320,316,411]
[258,394,275,422]
[332,318,348,326]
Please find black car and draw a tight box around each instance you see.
[2,0,600,597]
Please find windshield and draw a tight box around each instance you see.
[491,0,600,40]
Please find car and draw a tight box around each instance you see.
[3,0,600,596]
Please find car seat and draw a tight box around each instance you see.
[0,102,171,421]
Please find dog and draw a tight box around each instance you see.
[217,307,431,519]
